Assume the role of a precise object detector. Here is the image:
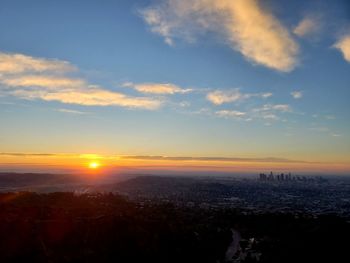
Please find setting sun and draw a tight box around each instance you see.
[88,161,100,169]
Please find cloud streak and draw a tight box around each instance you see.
[10,88,161,109]
[254,104,292,113]
[215,110,246,118]
[0,52,162,110]
[56,108,88,115]
[140,0,299,71]
[0,152,311,164]
[1,75,85,89]
[196,101,293,123]
[123,82,192,94]
[248,103,293,122]
[0,52,75,74]
[121,155,309,164]
[207,89,272,105]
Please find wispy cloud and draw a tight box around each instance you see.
[0,52,75,74]
[0,52,162,110]
[197,101,293,123]
[140,0,299,72]
[254,104,292,113]
[293,17,320,37]
[0,152,115,160]
[291,91,303,99]
[1,75,85,89]
[56,108,88,115]
[334,34,350,62]
[331,133,341,137]
[10,88,162,109]
[0,152,60,157]
[121,155,309,164]
[261,113,279,120]
[308,125,341,138]
[123,82,192,94]
[250,104,292,122]
[0,152,310,164]
[261,92,273,98]
[215,110,246,119]
[206,89,272,105]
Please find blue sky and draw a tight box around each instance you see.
[0,0,349,172]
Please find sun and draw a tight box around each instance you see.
[88,161,100,169]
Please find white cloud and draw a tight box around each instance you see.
[0,52,162,110]
[56,108,87,115]
[255,104,292,112]
[209,100,292,122]
[334,34,350,62]
[215,110,246,118]
[251,103,292,122]
[293,17,319,37]
[261,113,279,120]
[206,89,271,105]
[291,91,303,99]
[123,82,191,94]
[140,0,299,72]
[272,104,291,112]
[199,100,293,123]
[261,92,273,98]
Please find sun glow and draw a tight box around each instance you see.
[88,161,100,169]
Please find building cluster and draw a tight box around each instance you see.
[259,172,311,182]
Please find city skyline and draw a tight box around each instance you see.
[0,0,349,174]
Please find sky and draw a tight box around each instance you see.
[0,0,349,175]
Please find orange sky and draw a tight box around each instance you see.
[1,153,349,175]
